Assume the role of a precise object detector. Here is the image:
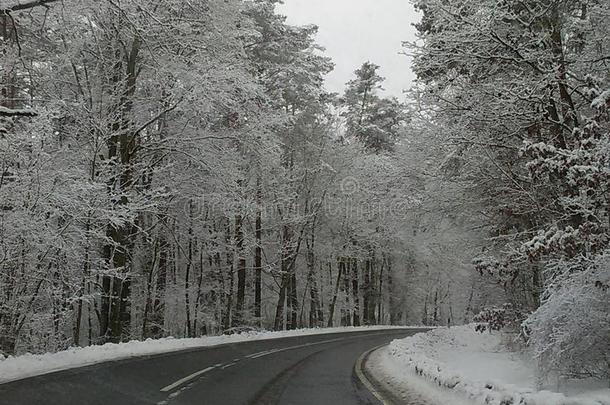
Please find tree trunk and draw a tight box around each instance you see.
[388,257,400,325]
[150,236,168,339]
[351,258,360,327]
[223,221,234,332]
[193,246,206,336]
[327,261,342,327]
[464,280,475,324]
[100,33,141,344]
[340,258,351,327]
[233,213,247,327]
[422,293,428,326]
[74,218,93,346]
[287,271,298,330]
[254,180,263,324]
[141,241,159,339]
[369,256,378,325]
[433,290,439,325]
[377,255,385,324]
[274,224,293,331]
[184,210,194,338]
[273,276,287,331]
[306,248,323,328]
[363,259,371,325]
[0,14,17,111]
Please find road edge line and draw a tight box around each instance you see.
[354,344,394,405]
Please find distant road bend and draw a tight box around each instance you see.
[0,328,427,405]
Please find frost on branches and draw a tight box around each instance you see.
[520,84,610,383]
[525,253,610,381]
[410,0,610,386]
[473,304,522,333]
[1,0,452,362]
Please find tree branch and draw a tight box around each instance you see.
[0,106,37,117]
[1,0,58,13]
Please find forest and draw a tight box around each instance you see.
[1,0,608,385]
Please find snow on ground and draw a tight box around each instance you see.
[0,325,420,384]
[371,325,610,405]
[368,347,473,405]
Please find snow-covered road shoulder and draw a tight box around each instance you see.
[0,325,417,384]
[369,325,610,405]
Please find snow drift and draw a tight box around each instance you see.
[375,326,610,405]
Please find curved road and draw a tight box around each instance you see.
[0,328,427,405]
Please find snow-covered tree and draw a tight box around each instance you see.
[341,62,407,153]
[409,0,610,381]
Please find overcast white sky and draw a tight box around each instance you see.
[275,0,421,99]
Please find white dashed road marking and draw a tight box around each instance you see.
[160,366,216,393]
[159,331,402,396]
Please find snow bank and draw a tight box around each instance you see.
[0,325,416,384]
[375,325,610,405]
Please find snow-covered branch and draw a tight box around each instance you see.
[0,106,36,117]
[0,0,58,12]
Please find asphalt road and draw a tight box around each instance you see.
[0,328,428,405]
